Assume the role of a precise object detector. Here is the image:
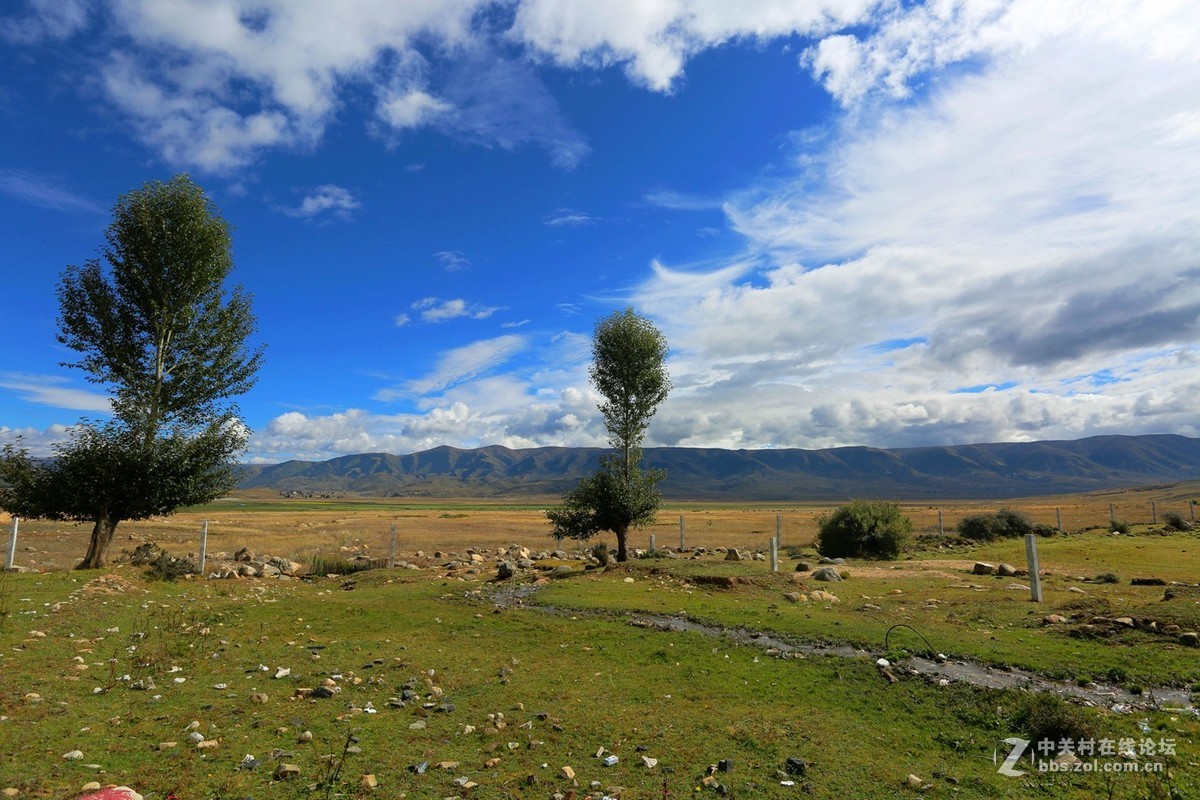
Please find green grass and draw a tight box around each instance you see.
[0,550,1195,799]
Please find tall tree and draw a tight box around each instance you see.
[0,175,263,568]
[547,308,671,561]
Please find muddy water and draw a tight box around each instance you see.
[481,585,1196,714]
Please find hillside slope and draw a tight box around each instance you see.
[238,434,1200,500]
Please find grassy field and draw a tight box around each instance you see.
[0,489,1198,799]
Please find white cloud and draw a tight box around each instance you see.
[280,184,360,220]
[0,373,112,413]
[630,0,1200,449]
[1,0,91,44]
[544,208,597,227]
[0,423,82,457]
[0,169,104,213]
[377,88,452,129]
[399,334,528,395]
[412,297,500,323]
[433,250,470,271]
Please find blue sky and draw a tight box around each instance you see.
[2,0,1199,463]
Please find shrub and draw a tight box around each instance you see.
[817,501,911,560]
[956,508,1034,541]
[1162,511,1190,531]
[1111,520,1131,534]
[1010,693,1100,756]
[591,542,611,566]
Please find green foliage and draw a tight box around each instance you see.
[957,508,1035,541]
[1162,511,1190,531]
[546,457,664,552]
[1111,519,1131,534]
[1009,693,1101,756]
[549,308,670,562]
[589,307,671,470]
[1,175,263,568]
[816,500,911,560]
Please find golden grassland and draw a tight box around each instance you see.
[2,480,1196,571]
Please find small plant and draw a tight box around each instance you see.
[309,555,384,575]
[1093,572,1120,584]
[817,500,911,560]
[1162,511,1190,531]
[1009,693,1100,757]
[957,508,1034,541]
[591,542,611,566]
[1111,520,1131,534]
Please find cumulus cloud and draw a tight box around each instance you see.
[631,0,1200,449]
[411,297,501,323]
[280,184,360,220]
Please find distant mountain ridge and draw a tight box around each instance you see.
[237,434,1200,500]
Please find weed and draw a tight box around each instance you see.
[1009,693,1101,755]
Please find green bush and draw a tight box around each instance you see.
[1111,520,1131,534]
[1162,511,1190,531]
[817,501,911,560]
[956,508,1034,541]
[1010,693,1100,756]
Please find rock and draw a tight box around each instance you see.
[784,757,807,776]
[1180,632,1200,647]
[810,589,839,603]
[1131,577,1166,586]
[234,547,254,562]
[724,549,743,561]
[794,562,812,572]
[717,758,733,772]
[811,567,842,582]
[906,774,924,788]
[63,750,84,761]
[274,763,301,780]
[298,730,313,743]
[2,790,16,798]
[783,592,805,603]
[972,562,996,575]
[496,561,515,580]
[561,766,576,780]
[311,686,335,698]
[77,789,143,800]
[997,563,1017,577]
[273,667,290,679]
[1042,614,1068,625]
[250,692,269,704]
[1113,617,1135,628]
[80,784,102,793]
[360,774,378,790]
[408,761,428,775]
[641,756,658,768]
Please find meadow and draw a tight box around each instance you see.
[0,487,1197,799]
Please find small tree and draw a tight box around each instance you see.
[817,500,911,560]
[547,308,671,561]
[0,175,263,568]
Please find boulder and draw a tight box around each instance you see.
[496,561,515,580]
[997,563,1017,577]
[811,566,842,582]
[972,562,996,576]
[724,549,743,562]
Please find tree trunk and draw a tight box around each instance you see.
[615,524,629,562]
[78,514,119,569]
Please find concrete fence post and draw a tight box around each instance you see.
[770,536,778,573]
[937,509,944,536]
[198,520,208,575]
[389,522,398,568]
[1151,501,1158,525]
[4,516,17,571]
[776,515,782,548]
[1056,507,1062,532]
[679,515,685,551]
[1025,534,1043,603]
[1191,500,1196,524]
[649,533,656,552]
[1109,503,1116,524]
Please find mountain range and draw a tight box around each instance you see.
[238,434,1200,500]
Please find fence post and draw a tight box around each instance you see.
[776,515,782,548]
[389,522,398,568]
[1109,503,1116,524]
[770,536,778,573]
[1025,534,1043,603]
[649,533,656,552]
[679,515,685,551]
[198,520,208,575]
[4,516,17,571]
[1191,499,1196,524]
[1151,501,1157,525]
[937,509,944,536]
[1056,507,1062,532]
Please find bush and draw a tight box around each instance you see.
[817,501,911,560]
[1162,511,1191,531]
[1010,694,1100,756]
[956,508,1034,541]
[1111,520,1131,534]
[591,542,611,566]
